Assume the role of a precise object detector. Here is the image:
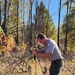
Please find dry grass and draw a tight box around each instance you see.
[0,50,75,75]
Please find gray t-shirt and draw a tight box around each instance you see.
[41,38,63,61]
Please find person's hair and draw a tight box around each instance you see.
[37,33,46,39]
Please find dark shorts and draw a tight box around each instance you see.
[49,59,62,75]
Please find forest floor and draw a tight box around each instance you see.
[0,50,75,75]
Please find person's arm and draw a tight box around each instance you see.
[32,50,53,58]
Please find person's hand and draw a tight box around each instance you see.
[32,50,37,56]
[32,48,36,51]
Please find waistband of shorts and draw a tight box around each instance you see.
[52,59,62,62]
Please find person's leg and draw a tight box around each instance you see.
[49,59,62,75]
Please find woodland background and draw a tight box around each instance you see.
[0,0,75,75]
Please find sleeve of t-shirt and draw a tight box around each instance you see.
[46,42,55,54]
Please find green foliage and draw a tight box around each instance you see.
[34,1,57,41]
[61,1,75,51]
[15,41,27,50]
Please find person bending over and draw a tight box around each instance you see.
[32,33,63,75]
